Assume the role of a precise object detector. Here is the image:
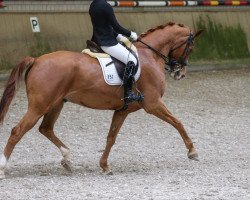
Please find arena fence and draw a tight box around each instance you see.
[107,1,250,7]
[0,0,5,9]
[1,1,250,9]
[0,1,250,70]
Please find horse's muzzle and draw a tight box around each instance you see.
[171,66,186,80]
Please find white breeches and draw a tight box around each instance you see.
[101,43,137,66]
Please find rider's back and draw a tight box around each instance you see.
[89,0,130,46]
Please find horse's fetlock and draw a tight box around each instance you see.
[0,155,7,170]
[60,146,70,160]
[100,159,108,169]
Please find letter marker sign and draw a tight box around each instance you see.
[30,17,40,32]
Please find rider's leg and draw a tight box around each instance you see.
[122,61,143,103]
[101,43,143,104]
[101,43,137,65]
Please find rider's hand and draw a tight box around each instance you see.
[116,34,127,41]
[130,32,138,41]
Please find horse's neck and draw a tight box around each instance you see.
[141,29,174,57]
[137,31,171,73]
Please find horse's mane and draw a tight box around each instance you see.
[138,22,185,39]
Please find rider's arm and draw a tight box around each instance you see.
[113,30,119,38]
[105,3,131,38]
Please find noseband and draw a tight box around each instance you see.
[137,32,194,74]
[167,32,194,72]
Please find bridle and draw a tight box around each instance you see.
[136,31,194,74]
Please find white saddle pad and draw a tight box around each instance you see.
[82,37,141,86]
[97,57,141,86]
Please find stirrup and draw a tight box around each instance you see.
[116,92,144,112]
[124,92,144,104]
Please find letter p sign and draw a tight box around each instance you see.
[30,17,40,32]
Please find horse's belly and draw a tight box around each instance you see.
[65,89,124,110]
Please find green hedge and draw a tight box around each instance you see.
[191,16,250,61]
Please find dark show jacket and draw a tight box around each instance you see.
[89,0,131,46]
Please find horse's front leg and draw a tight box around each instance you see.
[100,110,129,174]
[144,98,198,160]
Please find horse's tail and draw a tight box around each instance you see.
[0,57,35,124]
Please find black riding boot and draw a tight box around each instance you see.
[123,61,144,104]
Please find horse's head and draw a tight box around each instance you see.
[167,29,203,80]
[138,23,203,80]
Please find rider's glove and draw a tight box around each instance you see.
[116,34,127,41]
[130,32,138,41]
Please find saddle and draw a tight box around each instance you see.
[86,40,139,80]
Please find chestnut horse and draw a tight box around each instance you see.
[0,22,202,178]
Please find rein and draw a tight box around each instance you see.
[136,39,168,62]
[136,32,194,73]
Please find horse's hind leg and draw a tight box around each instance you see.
[100,110,129,174]
[38,102,72,172]
[144,98,198,161]
[0,109,42,179]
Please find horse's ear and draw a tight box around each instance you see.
[194,29,204,39]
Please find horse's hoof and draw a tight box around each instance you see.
[0,171,5,180]
[188,149,199,161]
[61,159,73,172]
[102,168,113,175]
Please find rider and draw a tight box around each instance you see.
[89,0,143,105]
